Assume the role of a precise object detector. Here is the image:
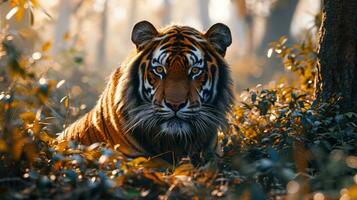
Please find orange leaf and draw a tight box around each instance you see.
[0,139,7,152]
[173,163,194,176]
[15,6,25,21]
[19,112,36,122]
[42,41,52,52]
[6,7,19,20]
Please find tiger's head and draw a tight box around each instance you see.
[119,21,233,160]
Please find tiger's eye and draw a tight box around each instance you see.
[191,67,200,74]
[156,66,164,73]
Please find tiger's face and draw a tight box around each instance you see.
[122,21,233,157]
[139,29,221,136]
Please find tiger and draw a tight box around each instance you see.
[58,21,233,162]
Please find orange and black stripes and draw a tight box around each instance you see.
[58,21,233,161]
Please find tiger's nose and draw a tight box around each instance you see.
[165,99,187,112]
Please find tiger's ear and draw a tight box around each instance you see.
[205,23,232,56]
[131,21,159,50]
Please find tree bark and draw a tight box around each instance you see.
[315,0,357,113]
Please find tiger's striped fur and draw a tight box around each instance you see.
[58,21,233,161]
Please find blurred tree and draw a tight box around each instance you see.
[257,0,298,55]
[198,0,210,30]
[315,0,357,113]
[128,0,138,29]
[96,0,108,67]
[53,0,75,53]
[161,0,172,26]
[253,0,299,87]
[234,0,254,54]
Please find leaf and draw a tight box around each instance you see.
[30,0,39,7]
[41,41,52,52]
[143,171,165,185]
[0,139,7,152]
[15,6,25,21]
[128,157,148,168]
[56,80,66,89]
[345,112,357,119]
[32,108,42,135]
[60,96,69,109]
[267,48,273,58]
[348,185,357,199]
[173,163,194,176]
[54,140,69,152]
[268,147,279,163]
[39,132,53,143]
[123,188,141,199]
[19,112,36,122]
[63,32,70,41]
[142,157,171,169]
[6,7,19,20]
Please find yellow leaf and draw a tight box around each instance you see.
[63,32,70,41]
[54,140,69,152]
[32,119,40,135]
[0,139,7,152]
[60,96,69,109]
[56,80,66,89]
[42,41,52,52]
[15,6,25,21]
[19,112,36,122]
[39,132,54,143]
[348,185,357,199]
[30,0,39,7]
[143,171,165,185]
[128,157,148,167]
[142,157,171,169]
[173,163,194,176]
[6,7,19,20]
[83,150,101,161]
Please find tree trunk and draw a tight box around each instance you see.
[315,0,357,113]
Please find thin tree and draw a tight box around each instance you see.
[315,0,357,113]
[53,0,74,53]
[198,0,210,30]
[161,0,172,26]
[96,0,108,67]
[257,0,298,55]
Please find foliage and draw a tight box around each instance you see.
[1,3,357,200]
